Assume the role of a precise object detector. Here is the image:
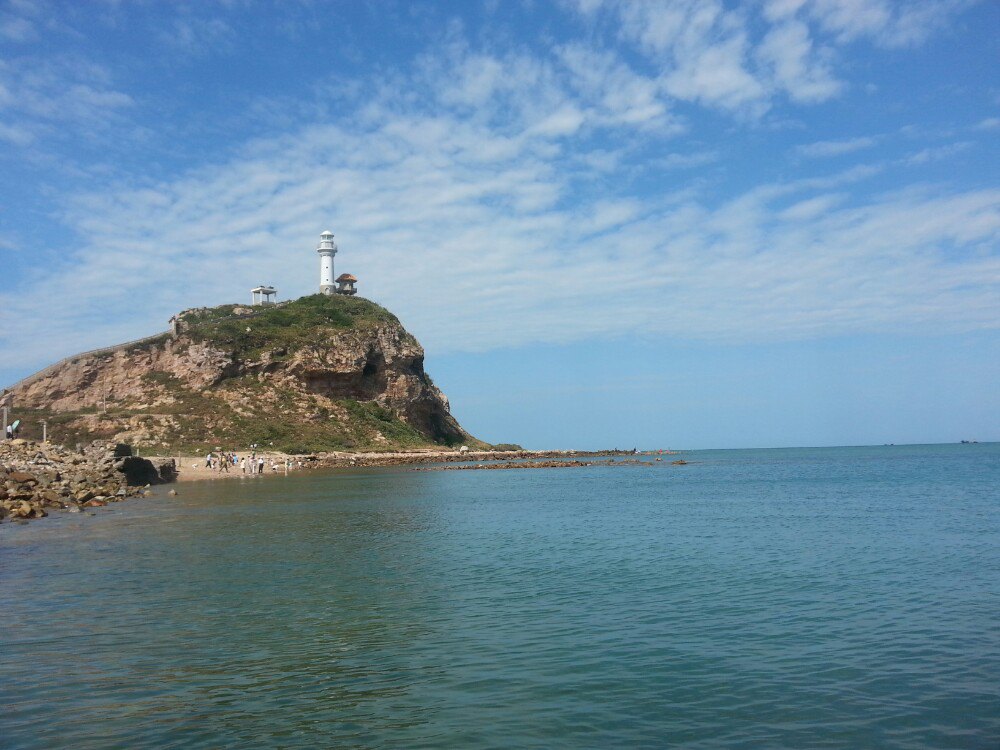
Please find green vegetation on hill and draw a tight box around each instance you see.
[184,294,412,358]
[13,397,436,455]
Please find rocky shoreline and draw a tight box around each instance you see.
[159,448,692,482]
[417,459,655,471]
[3,441,688,523]
[0,440,176,524]
[313,449,599,469]
[158,449,623,481]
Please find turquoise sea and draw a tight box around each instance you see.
[1,444,998,748]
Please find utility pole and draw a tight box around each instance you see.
[1,391,11,438]
[41,420,48,443]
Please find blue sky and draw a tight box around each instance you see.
[0,0,997,449]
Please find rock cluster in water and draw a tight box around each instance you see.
[418,458,655,471]
[0,439,175,523]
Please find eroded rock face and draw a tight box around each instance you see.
[16,339,234,412]
[11,297,473,450]
[288,324,465,443]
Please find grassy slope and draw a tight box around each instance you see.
[183,294,416,359]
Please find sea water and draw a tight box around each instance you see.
[1,444,998,749]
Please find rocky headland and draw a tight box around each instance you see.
[6,295,483,455]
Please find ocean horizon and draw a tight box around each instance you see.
[545,441,998,452]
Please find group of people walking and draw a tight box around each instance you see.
[204,450,294,475]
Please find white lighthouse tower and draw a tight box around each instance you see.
[317,230,337,295]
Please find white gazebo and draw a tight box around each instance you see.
[251,285,277,305]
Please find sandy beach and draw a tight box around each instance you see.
[156,453,302,482]
[151,448,607,482]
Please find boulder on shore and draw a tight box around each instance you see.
[116,455,165,486]
[0,439,176,524]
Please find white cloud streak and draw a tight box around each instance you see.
[796,136,879,158]
[569,0,977,112]
[0,55,133,148]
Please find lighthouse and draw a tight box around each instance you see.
[317,230,337,295]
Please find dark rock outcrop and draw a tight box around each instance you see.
[116,455,165,486]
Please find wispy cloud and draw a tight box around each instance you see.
[0,14,36,42]
[0,55,133,148]
[159,16,235,57]
[653,151,720,170]
[0,120,33,145]
[567,0,976,113]
[795,136,879,158]
[800,0,971,48]
[902,141,973,165]
[756,20,842,103]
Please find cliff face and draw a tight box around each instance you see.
[12,295,478,453]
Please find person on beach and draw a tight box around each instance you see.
[240,457,246,474]
[205,453,212,469]
[257,456,265,474]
